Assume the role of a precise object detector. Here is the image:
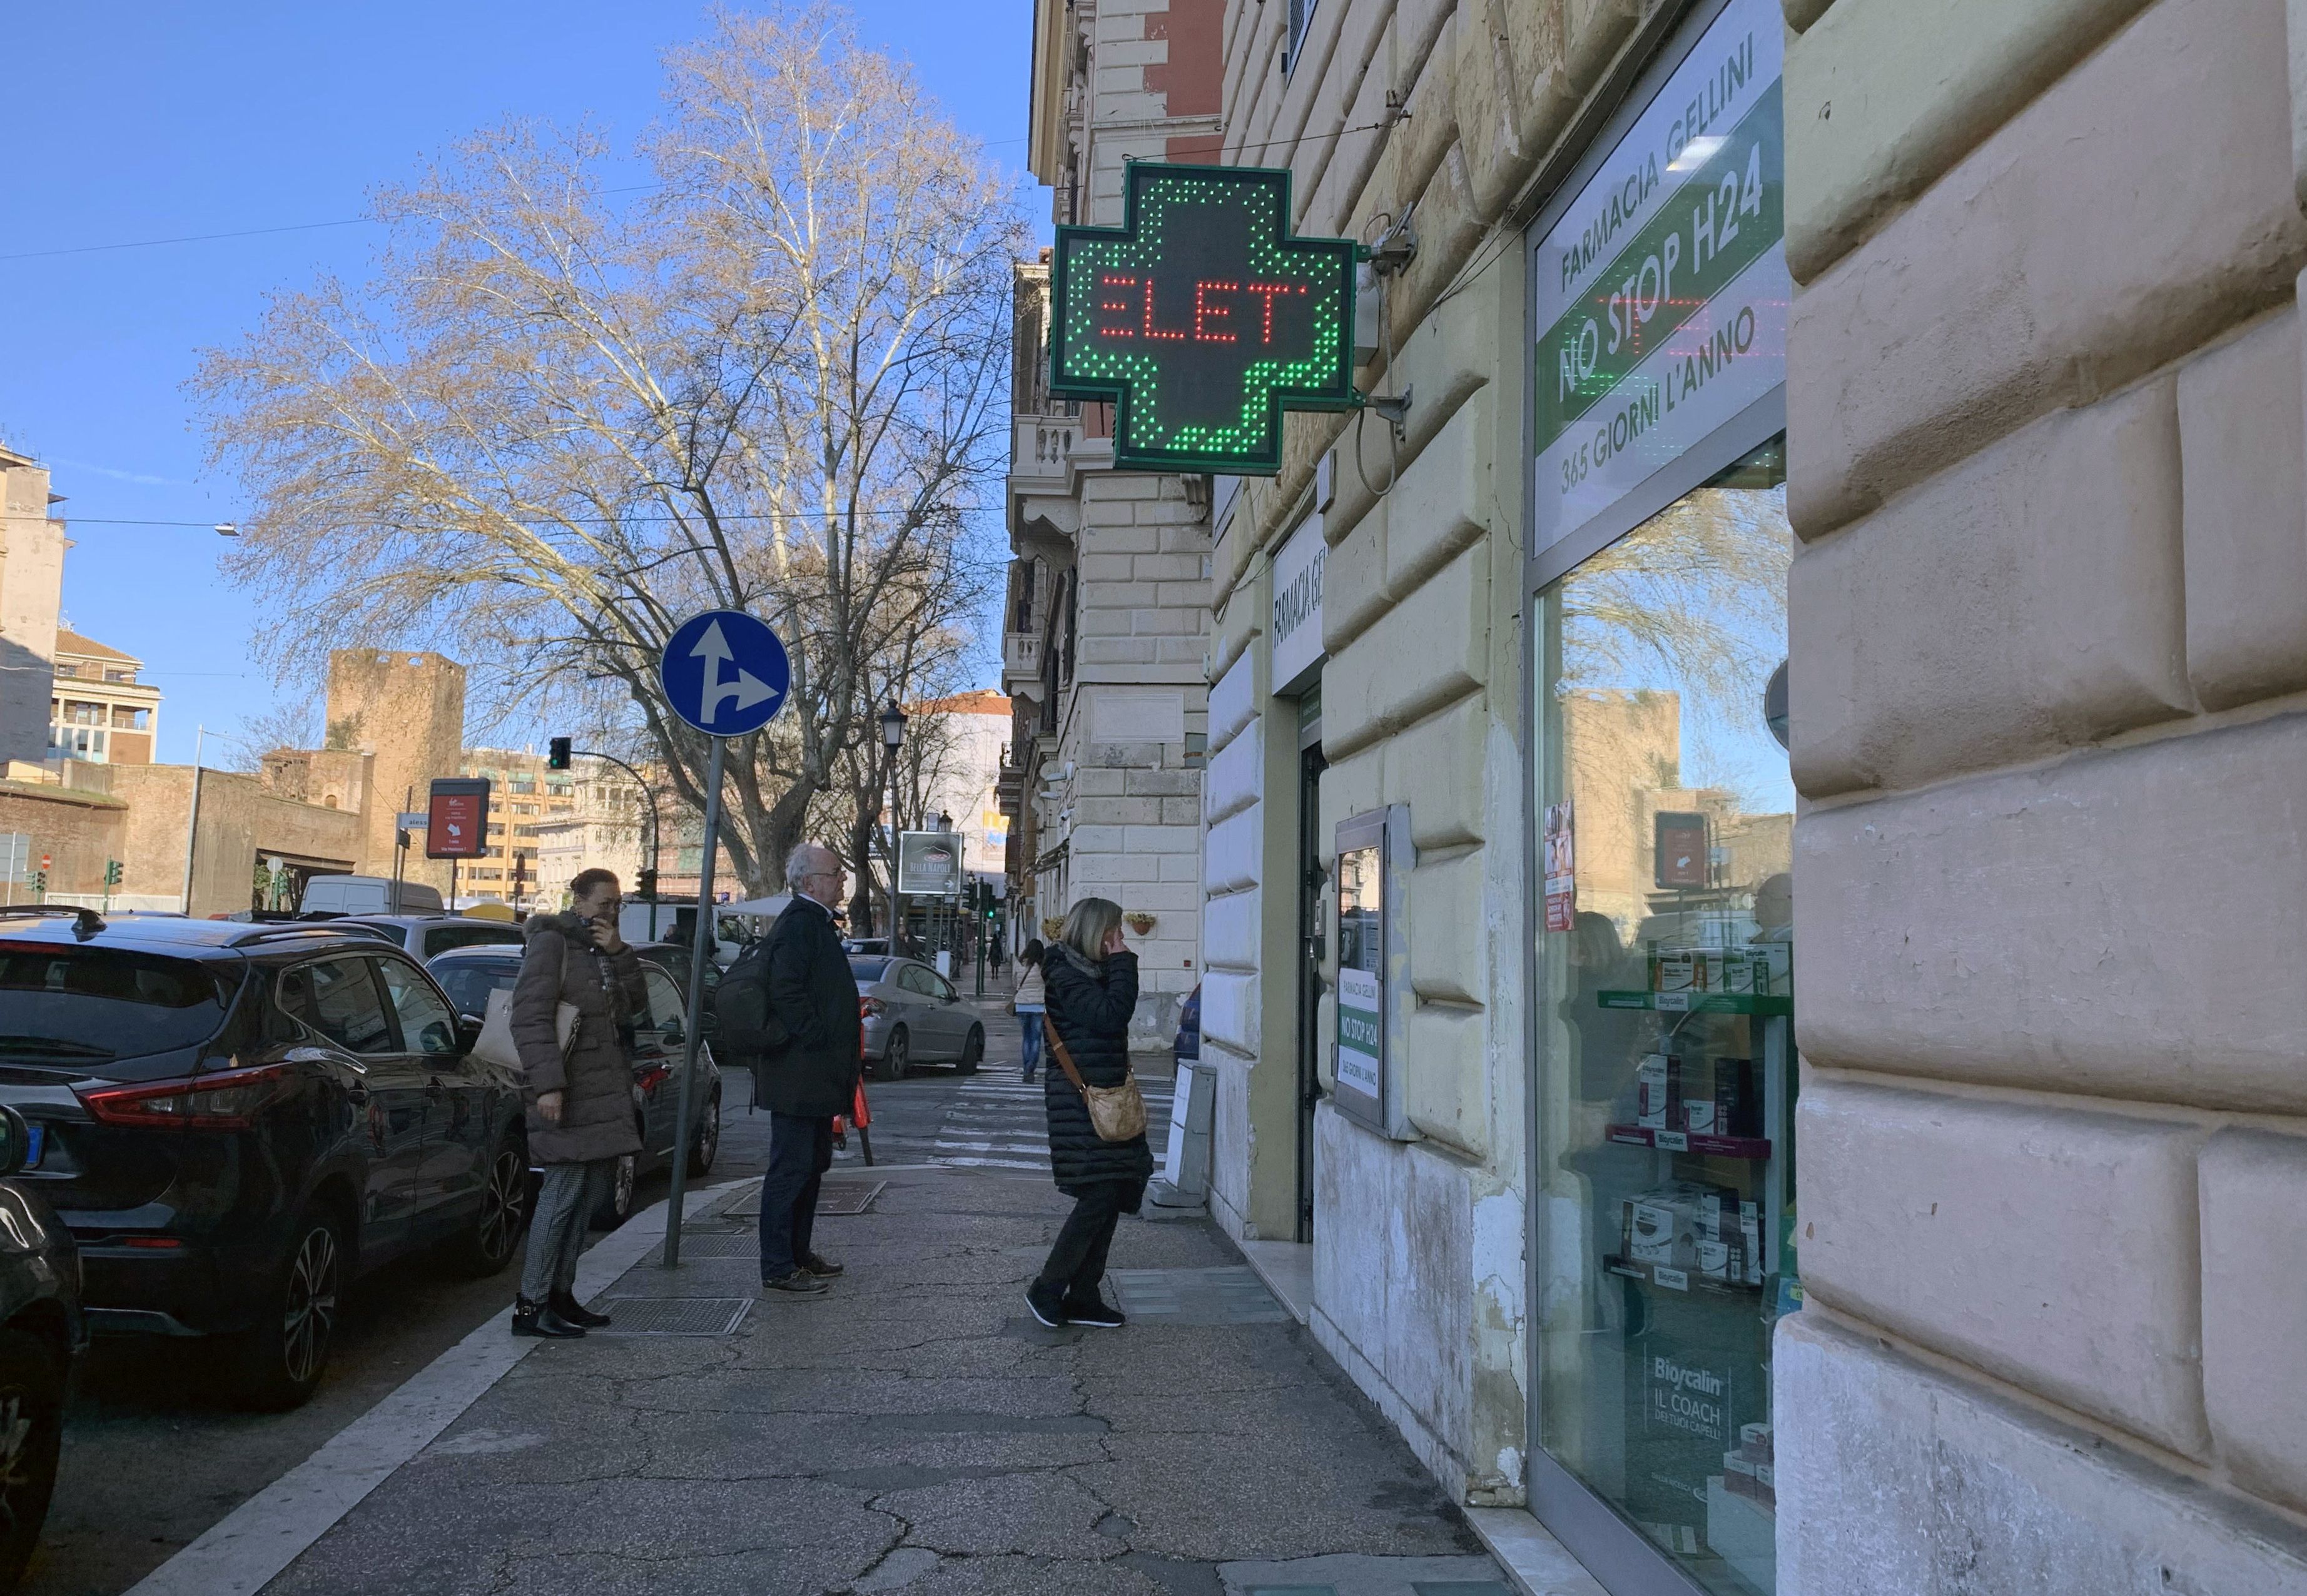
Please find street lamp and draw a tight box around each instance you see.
[879,702,907,752]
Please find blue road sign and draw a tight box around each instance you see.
[658,610,791,737]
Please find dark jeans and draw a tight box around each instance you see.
[1018,1013,1043,1079]
[1035,1182,1131,1303]
[758,1113,834,1280]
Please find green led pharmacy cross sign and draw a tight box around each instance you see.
[1050,164,1359,475]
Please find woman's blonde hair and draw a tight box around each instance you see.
[1059,897,1124,963]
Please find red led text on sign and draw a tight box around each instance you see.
[1095,273,1309,345]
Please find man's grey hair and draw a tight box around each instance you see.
[784,843,836,892]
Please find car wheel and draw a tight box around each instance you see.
[876,1028,910,1083]
[0,1328,64,1590]
[444,1136,529,1278]
[237,1208,343,1411]
[686,1089,721,1179]
[591,1152,637,1230]
[956,1026,983,1075]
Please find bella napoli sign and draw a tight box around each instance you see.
[1529,0,1788,553]
[1050,164,1360,475]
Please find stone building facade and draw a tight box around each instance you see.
[322,649,466,893]
[1775,0,2307,1588]
[0,447,65,768]
[1004,0,1227,1046]
[1189,0,1799,1591]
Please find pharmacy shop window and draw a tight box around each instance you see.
[1529,437,1793,1596]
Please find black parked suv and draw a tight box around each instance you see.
[0,907,529,1409]
[0,1104,84,1591]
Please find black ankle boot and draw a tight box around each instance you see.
[512,1296,585,1338]
[552,1291,612,1329]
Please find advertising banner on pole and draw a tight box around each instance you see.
[897,831,965,897]
[425,779,491,859]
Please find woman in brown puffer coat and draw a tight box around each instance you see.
[510,867,645,1337]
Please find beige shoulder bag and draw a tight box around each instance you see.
[472,985,580,1072]
[1042,1014,1147,1143]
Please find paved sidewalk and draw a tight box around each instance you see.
[256,1165,1515,1596]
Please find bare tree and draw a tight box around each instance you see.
[195,4,1023,892]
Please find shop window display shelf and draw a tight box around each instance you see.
[1603,1253,1764,1298]
[1596,989,1792,1016]
[1605,1123,1773,1159]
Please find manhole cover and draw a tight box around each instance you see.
[591,1297,753,1336]
[657,1232,758,1259]
[817,1181,886,1216]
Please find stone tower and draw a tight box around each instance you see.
[323,650,466,889]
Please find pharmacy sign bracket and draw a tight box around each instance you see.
[1049,163,1361,475]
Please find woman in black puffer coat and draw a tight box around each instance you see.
[1026,896,1151,1330]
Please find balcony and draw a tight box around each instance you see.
[1001,631,1043,689]
[1011,412,1082,493]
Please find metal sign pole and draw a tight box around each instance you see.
[662,734,724,1268]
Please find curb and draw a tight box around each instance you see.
[121,1179,749,1596]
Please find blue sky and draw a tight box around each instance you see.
[1,3,1037,765]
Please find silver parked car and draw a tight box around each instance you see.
[853,956,985,1081]
[323,914,526,961]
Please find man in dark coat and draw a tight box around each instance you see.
[511,867,646,1337]
[716,842,861,1295]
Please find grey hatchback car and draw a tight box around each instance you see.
[853,957,985,1081]
[323,916,526,962]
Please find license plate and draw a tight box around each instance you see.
[22,1123,42,1169]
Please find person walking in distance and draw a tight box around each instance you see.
[1010,938,1048,1084]
[1026,899,1150,1330]
[511,868,646,1338]
[720,842,861,1296]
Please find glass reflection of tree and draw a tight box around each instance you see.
[1561,487,1791,812]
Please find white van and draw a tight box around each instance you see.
[299,875,445,917]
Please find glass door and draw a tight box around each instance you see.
[1531,440,1793,1596]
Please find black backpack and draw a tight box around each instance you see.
[712,942,790,1060]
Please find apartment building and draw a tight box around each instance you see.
[1001,0,1226,1046]
[458,747,575,907]
[47,630,161,764]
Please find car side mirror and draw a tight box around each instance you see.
[0,1105,32,1179]
[457,1016,484,1054]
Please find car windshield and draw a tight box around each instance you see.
[0,945,241,1063]
[430,959,520,1019]
[848,957,889,982]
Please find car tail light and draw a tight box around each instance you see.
[77,1063,294,1130]
[860,997,886,1018]
[636,1064,671,1093]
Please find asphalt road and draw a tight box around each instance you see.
[21,1000,1028,1596]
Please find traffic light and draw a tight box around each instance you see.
[29,871,45,899]
[103,860,122,886]
[636,867,658,901]
[547,737,572,771]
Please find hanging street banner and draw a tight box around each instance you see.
[1529,0,1787,556]
[1049,163,1359,475]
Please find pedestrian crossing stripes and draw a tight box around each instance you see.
[930,1063,1177,1172]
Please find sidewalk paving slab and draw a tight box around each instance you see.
[251,1165,1523,1596]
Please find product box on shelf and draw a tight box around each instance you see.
[1636,1053,1681,1128]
